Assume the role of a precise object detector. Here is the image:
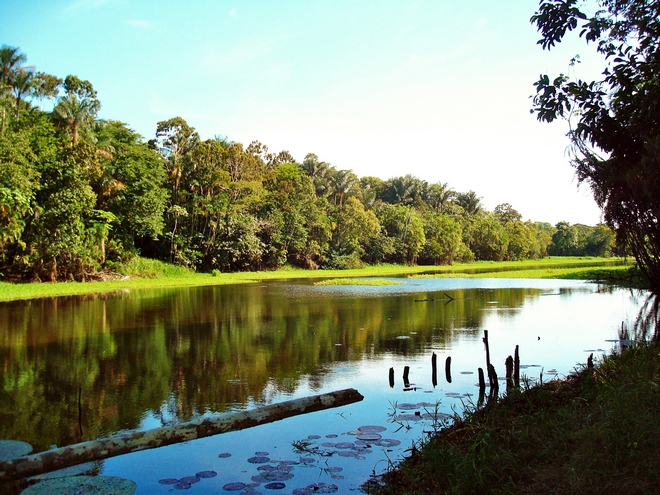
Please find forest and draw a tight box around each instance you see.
[0,45,618,282]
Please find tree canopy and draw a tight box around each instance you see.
[0,44,620,281]
[531,0,660,289]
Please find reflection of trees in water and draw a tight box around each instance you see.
[628,291,660,342]
[0,285,547,451]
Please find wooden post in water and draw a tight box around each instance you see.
[445,356,452,384]
[431,353,437,388]
[514,345,520,388]
[0,388,364,482]
[483,330,491,376]
[505,356,514,391]
[403,366,410,387]
[389,367,395,388]
[477,367,486,406]
[478,367,486,395]
[488,364,499,396]
[587,353,594,369]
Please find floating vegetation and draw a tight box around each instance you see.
[314,278,405,287]
[31,462,96,480]
[218,452,232,458]
[21,475,136,495]
[195,470,217,478]
[264,481,287,489]
[248,456,271,463]
[158,478,179,485]
[0,439,32,461]
[223,481,246,490]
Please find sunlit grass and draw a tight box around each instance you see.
[314,278,405,286]
[0,256,635,302]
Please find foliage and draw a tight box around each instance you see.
[0,44,627,281]
[531,0,660,290]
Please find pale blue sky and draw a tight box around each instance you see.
[2,0,606,224]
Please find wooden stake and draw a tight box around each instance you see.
[445,356,452,384]
[505,356,514,391]
[478,367,486,394]
[431,353,437,388]
[0,388,364,482]
[403,366,410,387]
[389,367,395,388]
[483,330,491,373]
[514,345,520,388]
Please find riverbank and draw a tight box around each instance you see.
[0,256,635,302]
[366,341,660,495]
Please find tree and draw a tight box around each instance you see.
[531,0,660,289]
[0,45,28,133]
[52,76,101,145]
[456,190,482,216]
[420,212,463,265]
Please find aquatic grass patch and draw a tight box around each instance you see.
[314,278,405,287]
[368,342,660,494]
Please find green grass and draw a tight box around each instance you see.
[368,342,660,494]
[0,257,635,302]
[314,278,405,286]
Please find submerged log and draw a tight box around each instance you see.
[0,388,364,482]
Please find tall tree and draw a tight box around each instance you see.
[531,0,660,289]
[52,76,101,145]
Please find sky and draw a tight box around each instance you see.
[2,0,607,225]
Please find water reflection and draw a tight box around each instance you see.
[0,279,644,459]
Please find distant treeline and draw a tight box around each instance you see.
[0,46,619,281]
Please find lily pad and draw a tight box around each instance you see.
[195,470,217,478]
[21,476,136,495]
[223,481,247,490]
[264,482,286,489]
[31,462,96,480]
[357,433,381,441]
[0,440,32,461]
[358,425,386,433]
[248,456,270,463]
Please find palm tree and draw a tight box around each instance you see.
[0,45,26,85]
[0,45,27,133]
[12,68,34,121]
[426,182,456,212]
[456,190,483,216]
[53,93,101,145]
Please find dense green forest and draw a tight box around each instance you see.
[0,45,618,281]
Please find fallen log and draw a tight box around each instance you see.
[0,388,363,482]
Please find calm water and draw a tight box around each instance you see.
[0,277,648,493]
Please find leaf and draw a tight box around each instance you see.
[0,440,32,461]
[21,476,136,495]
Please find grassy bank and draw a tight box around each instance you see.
[367,342,660,495]
[0,257,635,302]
